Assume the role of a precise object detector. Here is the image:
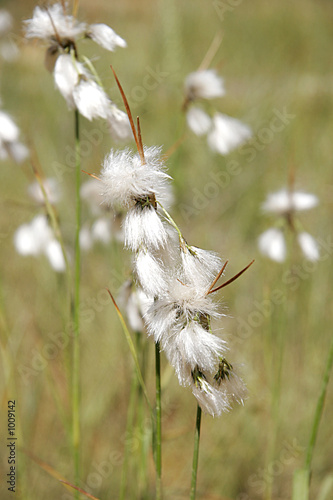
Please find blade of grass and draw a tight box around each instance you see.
[106,289,152,413]
[305,334,333,470]
[72,108,82,496]
[292,468,310,500]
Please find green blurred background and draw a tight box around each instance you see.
[1,0,333,499]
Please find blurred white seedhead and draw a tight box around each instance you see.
[80,177,124,251]
[24,3,131,139]
[0,109,29,163]
[183,67,251,155]
[184,69,225,102]
[258,187,320,262]
[118,279,153,333]
[14,215,65,272]
[0,9,19,62]
[28,177,62,205]
[24,3,126,52]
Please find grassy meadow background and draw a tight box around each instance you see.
[1,0,333,498]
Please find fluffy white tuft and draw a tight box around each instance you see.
[88,23,126,51]
[124,206,168,251]
[134,250,168,298]
[297,232,320,261]
[207,112,252,155]
[0,111,19,143]
[100,146,171,208]
[258,228,286,262]
[164,321,226,377]
[262,189,319,215]
[107,107,133,142]
[181,245,223,288]
[186,107,212,136]
[185,70,225,101]
[72,79,110,121]
[53,54,83,108]
[24,3,86,41]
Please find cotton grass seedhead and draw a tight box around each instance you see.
[207,112,252,155]
[107,107,132,142]
[24,3,86,43]
[53,53,85,108]
[87,23,127,51]
[258,228,287,263]
[262,188,319,215]
[0,9,12,37]
[185,69,225,102]
[14,215,65,272]
[134,250,168,298]
[124,205,169,251]
[258,186,320,263]
[0,110,29,163]
[180,245,223,288]
[297,232,320,261]
[164,321,227,377]
[72,78,110,121]
[100,146,171,209]
[186,107,212,136]
[191,363,247,417]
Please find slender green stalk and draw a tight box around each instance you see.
[137,340,149,497]
[119,356,138,500]
[155,341,162,500]
[305,334,333,470]
[72,108,81,493]
[190,405,202,500]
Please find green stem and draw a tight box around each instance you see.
[155,341,162,500]
[157,201,183,242]
[305,334,333,470]
[119,354,138,500]
[72,108,81,493]
[190,405,202,500]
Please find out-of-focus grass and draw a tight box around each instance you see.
[1,0,333,499]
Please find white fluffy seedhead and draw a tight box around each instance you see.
[134,250,169,298]
[262,189,319,215]
[185,69,225,101]
[24,3,86,41]
[124,205,168,252]
[164,321,226,378]
[72,79,110,121]
[0,111,19,142]
[107,107,132,142]
[297,232,320,261]
[207,112,252,156]
[100,145,171,208]
[186,107,212,136]
[53,53,84,108]
[87,23,127,51]
[189,362,247,417]
[258,228,286,263]
[180,245,223,288]
[145,278,220,343]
